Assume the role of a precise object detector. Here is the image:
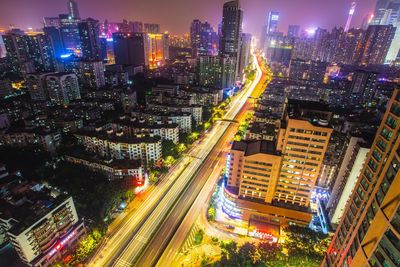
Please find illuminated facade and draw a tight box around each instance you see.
[1,194,85,267]
[223,100,333,229]
[147,33,169,69]
[324,89,400,267]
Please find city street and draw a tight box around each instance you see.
[153,52,270,267]
[106,51,263,267]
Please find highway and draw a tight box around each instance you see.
[110,51,262,267]
[88,50,263,267]
[133,53,266,267]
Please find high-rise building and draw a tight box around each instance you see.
[344,2,357,32]
[3,31,56,75]
[275,100,333,207]
[112,32,148,67]
[24,33,57,73]
[46,72,81,105]
[44,26,66,58]
[59,14,81,54]
[220,0,242,78]
[198,55,222,87]
[78,18,102,60]
[267,11,280,34]
[130,21,143,33]
[323,89,400,267]
[190,19,202,58]
[67,0,80,20]
[222,100,333,230]
[326,135,371,228]
[358,25,396,65]
[144,23,160,34]
[147,33,169,69]
[238,33,252,77]
[25,73,49,101]
[288,25,300,38]
[350,70,378,104]
[370,0,400,62]
[190,20,218,58]
[79,60,105,88]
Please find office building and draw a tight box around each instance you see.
[45,72,81,105]
[223,100,333,230]
[323,89,400,267]
[78,18,102,60]
[220,0,242,78]
[59,14,81,54]
[267,11,280,34]
[130,21,143,33]
[67,0,80,20]
[112,32,148,66]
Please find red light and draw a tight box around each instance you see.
[56,244,61,251]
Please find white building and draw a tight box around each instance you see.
[0,184,85,267]
[75,130,162,163]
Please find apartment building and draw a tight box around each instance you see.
[75,129,162,163]
[0,180,85,267]
[323,89,400,267]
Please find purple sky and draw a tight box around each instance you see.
[0,0,377,36]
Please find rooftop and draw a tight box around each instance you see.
[232,140,279,156]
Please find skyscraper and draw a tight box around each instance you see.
[323,89,400,267]
[190,19,202,58]
[238,33,252,76]
[267,11,280,34]
[112,32,148,67]
[344,2,357,32]
[220,0,243,82]
[190,19,218,58]
[287,25,300,38]
[59,14,81,54]
[3,31,56,75]
[67,0,80,20]
[370,0,400,62]
[358,25,396,65]
[78,18,102,60]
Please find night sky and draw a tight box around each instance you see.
[0,0,377,36]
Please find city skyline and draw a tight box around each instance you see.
[0,0,377,35]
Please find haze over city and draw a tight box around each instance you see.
[0,0,399,267]
[0,0,377,35]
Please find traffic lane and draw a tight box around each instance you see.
[137,129,235,266]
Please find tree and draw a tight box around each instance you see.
[207,206,216,222]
